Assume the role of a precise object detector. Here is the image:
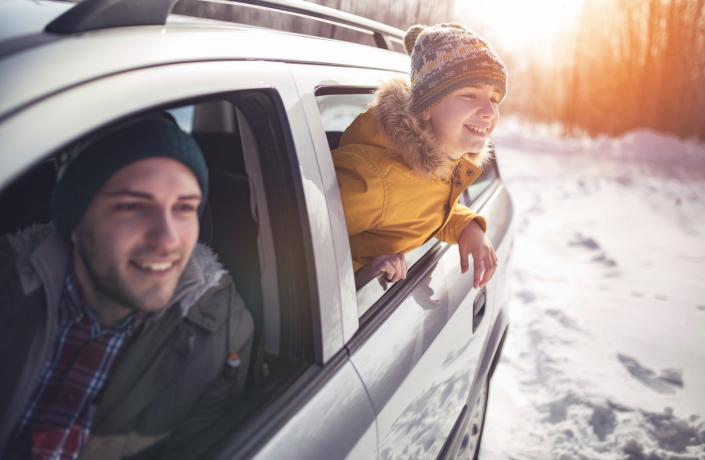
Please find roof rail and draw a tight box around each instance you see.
[46,0,179,34]
[209,0,405,50]
[44,0,405,51]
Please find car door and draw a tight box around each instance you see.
[0,56,377,460]
[290,62,513,458]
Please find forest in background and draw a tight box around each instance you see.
[175,0,705,140]
[462,0,705,140]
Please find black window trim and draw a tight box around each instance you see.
[315,85,377,97]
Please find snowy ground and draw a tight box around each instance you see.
[479,122,705,460]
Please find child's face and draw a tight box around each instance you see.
[423,83,501,160]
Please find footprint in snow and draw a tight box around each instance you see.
[617,354,683,394]
[698,305,705,312]
[569,233,601,251]
[545,309,587,334]
[516,290,537,305]
[592,253,618,268]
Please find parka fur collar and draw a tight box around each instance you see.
[370,78,493,180]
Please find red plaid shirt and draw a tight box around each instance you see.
[5,270,145,460]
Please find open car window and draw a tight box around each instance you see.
[314,88,445,317]
[0,91,316,458]
[315,87,502,318]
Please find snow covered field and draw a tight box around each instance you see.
[479,123,705,460]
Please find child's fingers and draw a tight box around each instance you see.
[390,260,402,282]
[458,244,470,274]
[480,255,496,287]
[384,258,402,282]
[473,257,485,289]
[379,261,395,281]
[398,254,408,279]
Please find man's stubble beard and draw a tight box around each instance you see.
[74,231,180,316]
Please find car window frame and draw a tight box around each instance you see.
[311,84,500,319]
[313,85,441,315]
[0,59,347,361]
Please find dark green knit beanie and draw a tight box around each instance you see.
[52,114,209,242]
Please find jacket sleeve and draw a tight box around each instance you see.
[332,147,385,237]
[435,203,487,244]
[145,284,254,460]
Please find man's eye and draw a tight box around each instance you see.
[114,202,143,211]
[463,94,477,99]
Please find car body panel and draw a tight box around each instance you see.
[348,248,492,458]
[250,360,377,460]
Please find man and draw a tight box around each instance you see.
[0,115,253,459]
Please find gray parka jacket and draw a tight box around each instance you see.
[0,224,254,459]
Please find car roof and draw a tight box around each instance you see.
[0,0,409,120]
[0,0,73,43]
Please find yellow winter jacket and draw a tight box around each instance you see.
[333,79,491,272]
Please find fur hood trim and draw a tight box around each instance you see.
[173,243,228,317]
[8,223,55,295]
[370,78,493,180]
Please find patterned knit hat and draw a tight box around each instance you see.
[52,114,209,242]
[404,23,508,114]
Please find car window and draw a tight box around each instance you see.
[0,93,315,458]
[315,88,447,317]
[167,105,195,132]
[317,92,375,132]
[315,88,502,317]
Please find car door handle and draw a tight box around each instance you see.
[472,288,486,333]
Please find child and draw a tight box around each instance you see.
[333,23,507,289]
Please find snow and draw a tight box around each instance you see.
[479,119,705,460]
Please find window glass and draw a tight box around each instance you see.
[464,157,499,205]
[167,105,195,132]
[316,92,374,132]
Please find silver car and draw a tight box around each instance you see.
[0,0,514,458]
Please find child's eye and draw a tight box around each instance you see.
[175,203,197,213]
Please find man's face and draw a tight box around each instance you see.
[424,83,501,160]
[72,158,201,318]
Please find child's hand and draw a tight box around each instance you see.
[458,220,497,289]
[371,253,408,283]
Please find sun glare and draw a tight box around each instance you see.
[456,0,585,53]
